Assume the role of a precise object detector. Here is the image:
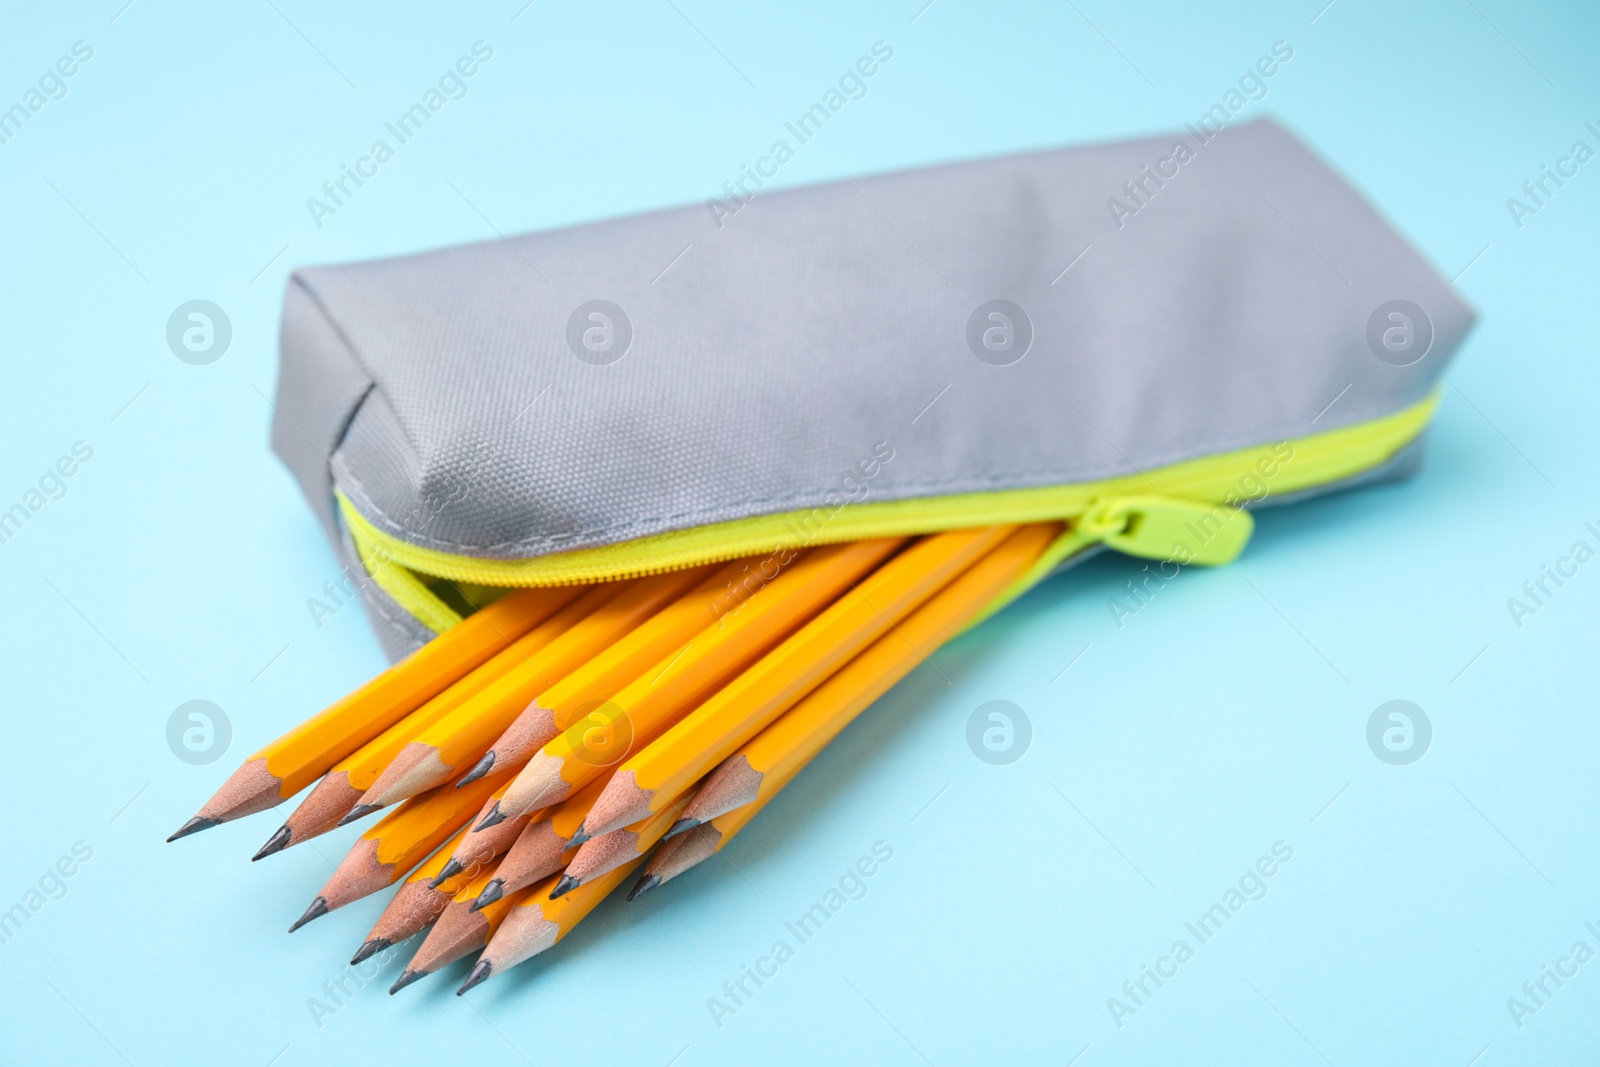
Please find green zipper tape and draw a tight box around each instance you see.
[341,391,1440,634]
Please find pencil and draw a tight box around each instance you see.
[353,569,711,809]
[468,775,606,911]
[426,779,540,888]
[389,864,532,993]
[288,763,518,931]
[628,805,757,899]
[455,558,756,788]
[253,592,595,859]
[549,793,689,898]
[479,538,902,827]
[579,527,1015,839]
[169,585,580,841]
[666,523,1061,839]
[351,825,481,965]
[457,858,644,994]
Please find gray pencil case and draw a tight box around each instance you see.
[270,117,1475,659]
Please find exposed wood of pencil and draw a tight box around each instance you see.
[255,607,579,859]
[390,864,531,993]
[484,539,902,826]
[459,558,753,787]
[552,792,689,897]
[358,567,711,809]
[459,858,644,994]
[350,583,619,808]
[288,764,519,931]
[352,824,474,964]
[672,523,1062,837]
[581,527,1016,838]
[427,780,540,887]
[468,775,607,911]
[168,585,580,841]
[630,817,742,899]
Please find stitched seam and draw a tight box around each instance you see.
[333,389,1429,557]
[292,273,425,481]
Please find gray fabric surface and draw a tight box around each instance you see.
[271,118,1475,655]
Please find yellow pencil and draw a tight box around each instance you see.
[352,569,709,809]
[457,558,760,787]
[169,585,581,840]
[479,539,902,827]
[666,524,1061,840]
[254,591,597,858]
[457,859,645,994]
[579,527,1015,839]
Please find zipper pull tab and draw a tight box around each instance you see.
[1076,495,1254,567]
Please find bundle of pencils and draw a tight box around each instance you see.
[170,523,1061,993]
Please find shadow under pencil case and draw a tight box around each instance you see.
[271,117,1475,660]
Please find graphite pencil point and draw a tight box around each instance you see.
[351,938,391,966]
[337,804,384,827]
[428,860,464,889]
[252,825,292,861]
[457,960,492,995]
[662,817,698,841]
[457,752,494,787]
[475,802,507,831]
[166,816,218,843]
[389,969,429,995]
[471,879,504,912]
[289,896,330,933]
[567,824,591,849]
[626,874,661,901]
[548,875,579,900]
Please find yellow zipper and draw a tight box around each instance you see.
[345,392,1439,632]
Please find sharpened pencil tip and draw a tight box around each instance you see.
[337,804,383,827]
[288,896,329,933]
[470,879,503,912]
[662,817,699,841]
[456,752,494,787]
[475,802,506,831]
[427,860,464,889]
[350,938,390,966]
[549,874,580,900]
[567,824,591,849]
[457,960,492,995]
[166,816,218,843]
[252,825,292,861]
[626,874,661,901]
[389,969,428,995]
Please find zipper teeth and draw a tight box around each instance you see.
[343,492,1102,585]
[341,392,1439,591]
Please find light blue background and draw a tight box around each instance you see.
[2,1,1596,1064]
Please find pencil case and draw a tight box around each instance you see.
[271,117,1474,660]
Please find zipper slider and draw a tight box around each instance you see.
[1075,495,1254,567]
